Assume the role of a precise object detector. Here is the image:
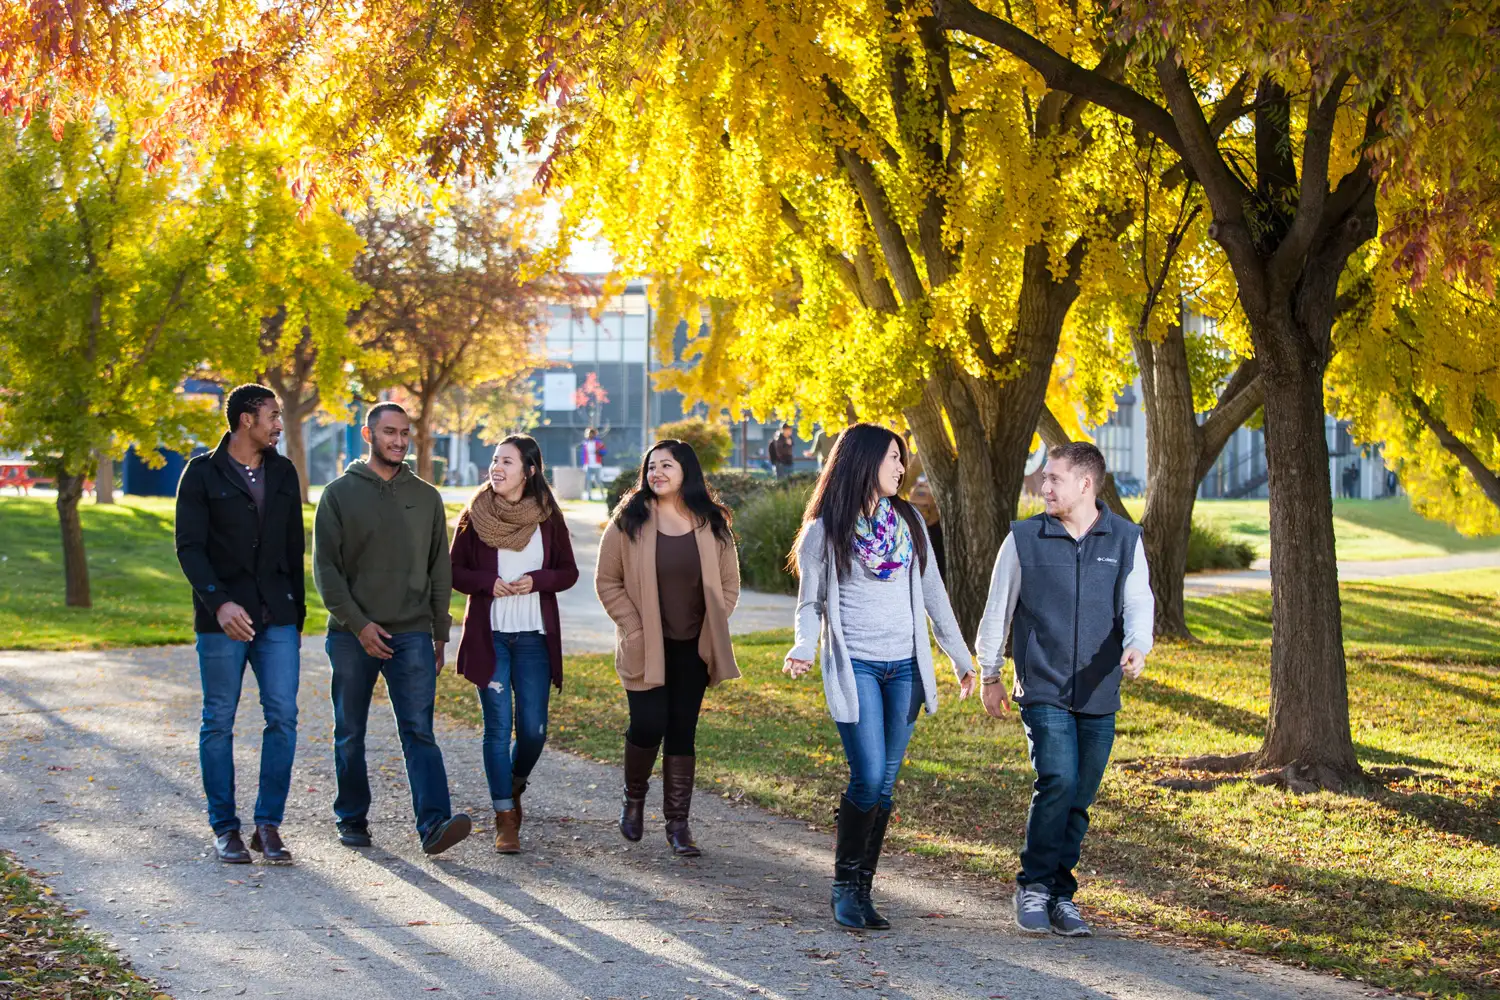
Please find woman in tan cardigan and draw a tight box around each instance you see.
[595,439,740,857]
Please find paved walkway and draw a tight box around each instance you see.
[0,646,1393,1000]
[0,505,1415,999]
[1182,550,1500,596]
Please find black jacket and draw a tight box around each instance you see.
[175,433,306,633]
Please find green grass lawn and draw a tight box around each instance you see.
[0,495,466,649]
[433,583,1500,1000]
[1155,498,1500,562]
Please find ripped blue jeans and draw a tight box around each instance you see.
[476,631,553,811]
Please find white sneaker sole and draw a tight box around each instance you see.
[1051,925,1093,937]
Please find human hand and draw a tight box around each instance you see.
[216,601,256,642]
[492,578,515,598]
[958,670,976,700]
[358,622,395,659]
[509,575,534,596]
[783,657,813,679]
[1121,647,1146,680]
[981,679,1012,718]
[434,640,446,672]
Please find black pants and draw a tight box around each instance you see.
[626,637,709,756]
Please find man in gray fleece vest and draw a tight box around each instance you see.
[976,442,1154,938]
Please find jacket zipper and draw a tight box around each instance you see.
[1072,537,1082,710]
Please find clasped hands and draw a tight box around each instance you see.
[492,574,535,598]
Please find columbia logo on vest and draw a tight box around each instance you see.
[1096,556,1118,563]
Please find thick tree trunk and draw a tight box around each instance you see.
[414,402,437,483]
[1137,323,1201,640]
[94,451,115,505]
[56,472,91,608]
[1256,350,1357,778]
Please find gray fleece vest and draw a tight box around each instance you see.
[1009,502,1140,715]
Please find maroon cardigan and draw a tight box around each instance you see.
[450,509,579,690]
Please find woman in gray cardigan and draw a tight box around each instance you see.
[784,424,977,929]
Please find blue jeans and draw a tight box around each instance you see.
[477,631,552,811]
[327,630,453,837]
[835,658,923,810]
[196,625,300,835]
[584,466,603,497]
[1017,705,1117,899]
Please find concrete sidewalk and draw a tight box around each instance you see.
[0,642,1396,1000]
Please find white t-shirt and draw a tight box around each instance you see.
[583,440,603,467]
[490,529,545,634]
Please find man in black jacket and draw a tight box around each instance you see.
[175,384,305,864]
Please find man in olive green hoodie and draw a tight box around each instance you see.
[314,402,472,856]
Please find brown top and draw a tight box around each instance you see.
[595,510,741,692]
[656,529,706,640]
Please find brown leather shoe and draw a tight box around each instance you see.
[214,830,251,864]
[662,754,701,857]
[619,739,658,842]
[493,809,521,854]
[249,824,293,863]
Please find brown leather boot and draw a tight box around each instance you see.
[662,754,701,857]
[619,739,658,842]
[493,809,521,854]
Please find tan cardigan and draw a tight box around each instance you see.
[595,509,741,691]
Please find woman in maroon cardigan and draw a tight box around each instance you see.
[451,434,578,853]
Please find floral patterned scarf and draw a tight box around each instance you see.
[852,497,913,580]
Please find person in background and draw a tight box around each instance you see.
[175,384,305,864]
[768,423,796,478]
[595,440,741,857]
[805,420,852,470]
[314,402,472,857]
[784,424,978,930]
[450,435,579,853]
[579,428,608,500]
[975,441,1152,938]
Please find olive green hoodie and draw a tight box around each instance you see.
[313,459,452,640]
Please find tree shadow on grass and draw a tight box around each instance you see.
[1129,678,1265,738]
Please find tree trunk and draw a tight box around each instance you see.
[56,472,91,608]
[1136,322,1201,640]
[263,334,320,504]
[1256,347,1357,779]
[94,451,115,505]
[414,401,436,483]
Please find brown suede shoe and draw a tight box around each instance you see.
[249,824,292,863]
[493,809,521,854]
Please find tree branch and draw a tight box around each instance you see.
[935,0,1187,157]
[1269,70,1351,287]
[1198,359,1264,477]
[837,146,926,304]
[1410,391,1500,511]
[1155,56,1249,224]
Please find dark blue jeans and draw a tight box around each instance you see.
[477,631,552,811]
[327,630,453,837]
[1017,704,1117,899]
[835,658,923,810]
[196,625,300,835]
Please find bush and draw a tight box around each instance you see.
[1186,520,1256,572]
[735,483,816,594]
[654,417,734,473]
[710,470,816,512]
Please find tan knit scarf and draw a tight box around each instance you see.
[466,484,549,551]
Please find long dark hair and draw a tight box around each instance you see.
[791,423,927,579]
[496,433,558,514]
[613,439,733,544]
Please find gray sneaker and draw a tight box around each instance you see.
[1013,884,1052,934]
[1048,897,1092,937]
